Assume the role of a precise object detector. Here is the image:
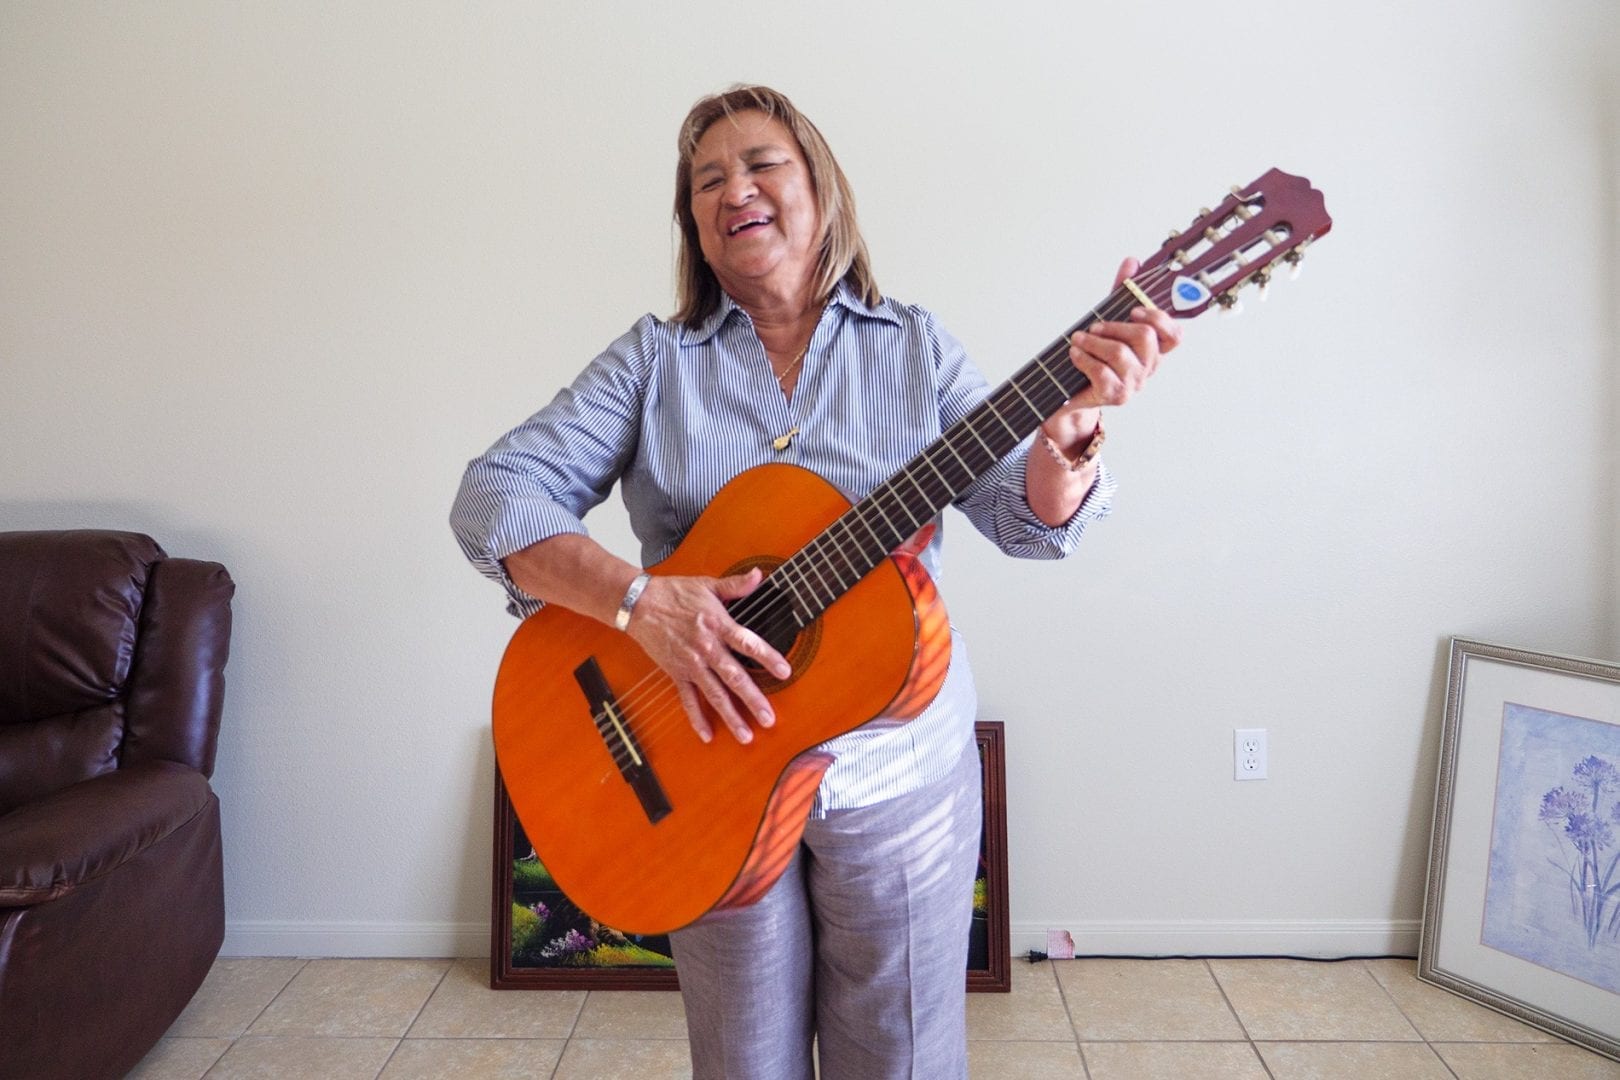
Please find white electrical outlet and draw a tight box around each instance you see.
[1234,728,1268,780]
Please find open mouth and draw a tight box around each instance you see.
[728,215,772,236]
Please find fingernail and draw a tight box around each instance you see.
[699,728,712,744]
[760,710,775,727]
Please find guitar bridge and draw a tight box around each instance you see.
[573,656,672,824]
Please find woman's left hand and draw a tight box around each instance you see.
[1041,257,1182,446]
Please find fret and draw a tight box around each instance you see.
[822,528,861,589]
[959,421,996,462]
[773,562,813,620]
[897,464,938,519]
[919,452,958,501]
[1035,358,1071,397]
[800,548,837,604]
[885,480,924,532]
[1006,379,1045,422]
[981,397,1020,441]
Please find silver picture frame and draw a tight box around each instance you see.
[1419,637,1620,1062]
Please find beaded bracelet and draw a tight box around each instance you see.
[1039,419,1106,472]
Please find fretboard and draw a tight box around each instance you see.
[754,294,1123,634]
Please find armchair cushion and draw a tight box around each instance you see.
[0,761,211,906]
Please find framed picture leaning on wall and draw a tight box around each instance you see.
[1420,638,1620,1062]
[490,720,1011,992]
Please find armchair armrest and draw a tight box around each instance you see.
[0,762,213,906]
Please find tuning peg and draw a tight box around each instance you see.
[1284,249,1305,281]
[1216,292,1243,317]
[1253,267,1272,301]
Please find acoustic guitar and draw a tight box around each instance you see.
[493,168,1332,934]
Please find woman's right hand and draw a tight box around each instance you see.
[625,568,791,745]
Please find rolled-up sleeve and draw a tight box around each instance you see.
[450,318,655,615]
[927,311,1115,559]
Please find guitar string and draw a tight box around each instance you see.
[580,262,1186,775]
[591,263,1184,765]
[593,265,1180,762]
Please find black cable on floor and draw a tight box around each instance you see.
[1025,950,1418,963]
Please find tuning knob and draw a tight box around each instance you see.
[1253,267,1272,301]
[1216,292,1243,317]
[1284,249,1305,281]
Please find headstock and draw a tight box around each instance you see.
[1132,168,1331,318]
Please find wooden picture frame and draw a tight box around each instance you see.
[491,720,1012,992]
[1419,638,1620,1062]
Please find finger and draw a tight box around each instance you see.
[718,655,777,727]
[1069,333,1146,404]
[1072,327,1148,381]
[1129,306,1183,356]
[1112,256,1141,290]
[703,630,778,726]
[730,622,791,680]
[675,682,714,744]
[694,669,755,744]
[713,566,765,601]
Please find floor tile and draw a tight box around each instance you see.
[552,1037,693,1079]
[967,1039,1086,1078]
[1257,1041,1456,1079]
[1057,958,1245,1040]
[1433,1041,1620,1079]
[246,958,451,1037]
[1208,958,1420,1041]
[966,960,1074,1041]
[1082,1041,1269,1080]
[378,1037,567,1079]
[165,957,307,1038]
[204,1035,399,1079]
[574,988,689,1039]
[124,1037,232,1079]
[406,958,585,1038]
[1363,959,1558,1043]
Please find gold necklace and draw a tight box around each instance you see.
[770,341,810,452]
[773,341,810,388]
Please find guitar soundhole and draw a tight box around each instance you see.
[724,556,821,693]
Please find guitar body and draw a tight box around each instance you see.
[493,462,951,935]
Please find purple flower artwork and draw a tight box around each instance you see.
[1480,703,1620,994]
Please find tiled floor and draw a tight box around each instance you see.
[125,956,1620,1079]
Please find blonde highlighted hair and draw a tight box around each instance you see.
[672,85,879,326]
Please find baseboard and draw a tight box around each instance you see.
[222,918,1420,960]
[1012,919,1421,959]
[221,921,489,958]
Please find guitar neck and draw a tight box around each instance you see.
[758,292,1126,630]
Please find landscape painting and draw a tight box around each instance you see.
[492,720,1010,990]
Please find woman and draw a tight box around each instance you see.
[452,84,1179,1079]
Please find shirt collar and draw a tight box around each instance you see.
[679,277,900,347]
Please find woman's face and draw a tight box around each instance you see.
[689,110,821,304]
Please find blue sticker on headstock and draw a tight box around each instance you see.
[1171,276,1211,311]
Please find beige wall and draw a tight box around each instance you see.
[2,1,1614,956]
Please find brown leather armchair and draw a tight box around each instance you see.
[0,530,234,1080]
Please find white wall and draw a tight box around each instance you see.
[2,1,1614,958]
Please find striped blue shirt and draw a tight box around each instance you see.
[451,279,1115,813]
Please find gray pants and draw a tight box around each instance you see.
[669,736,982,1080]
